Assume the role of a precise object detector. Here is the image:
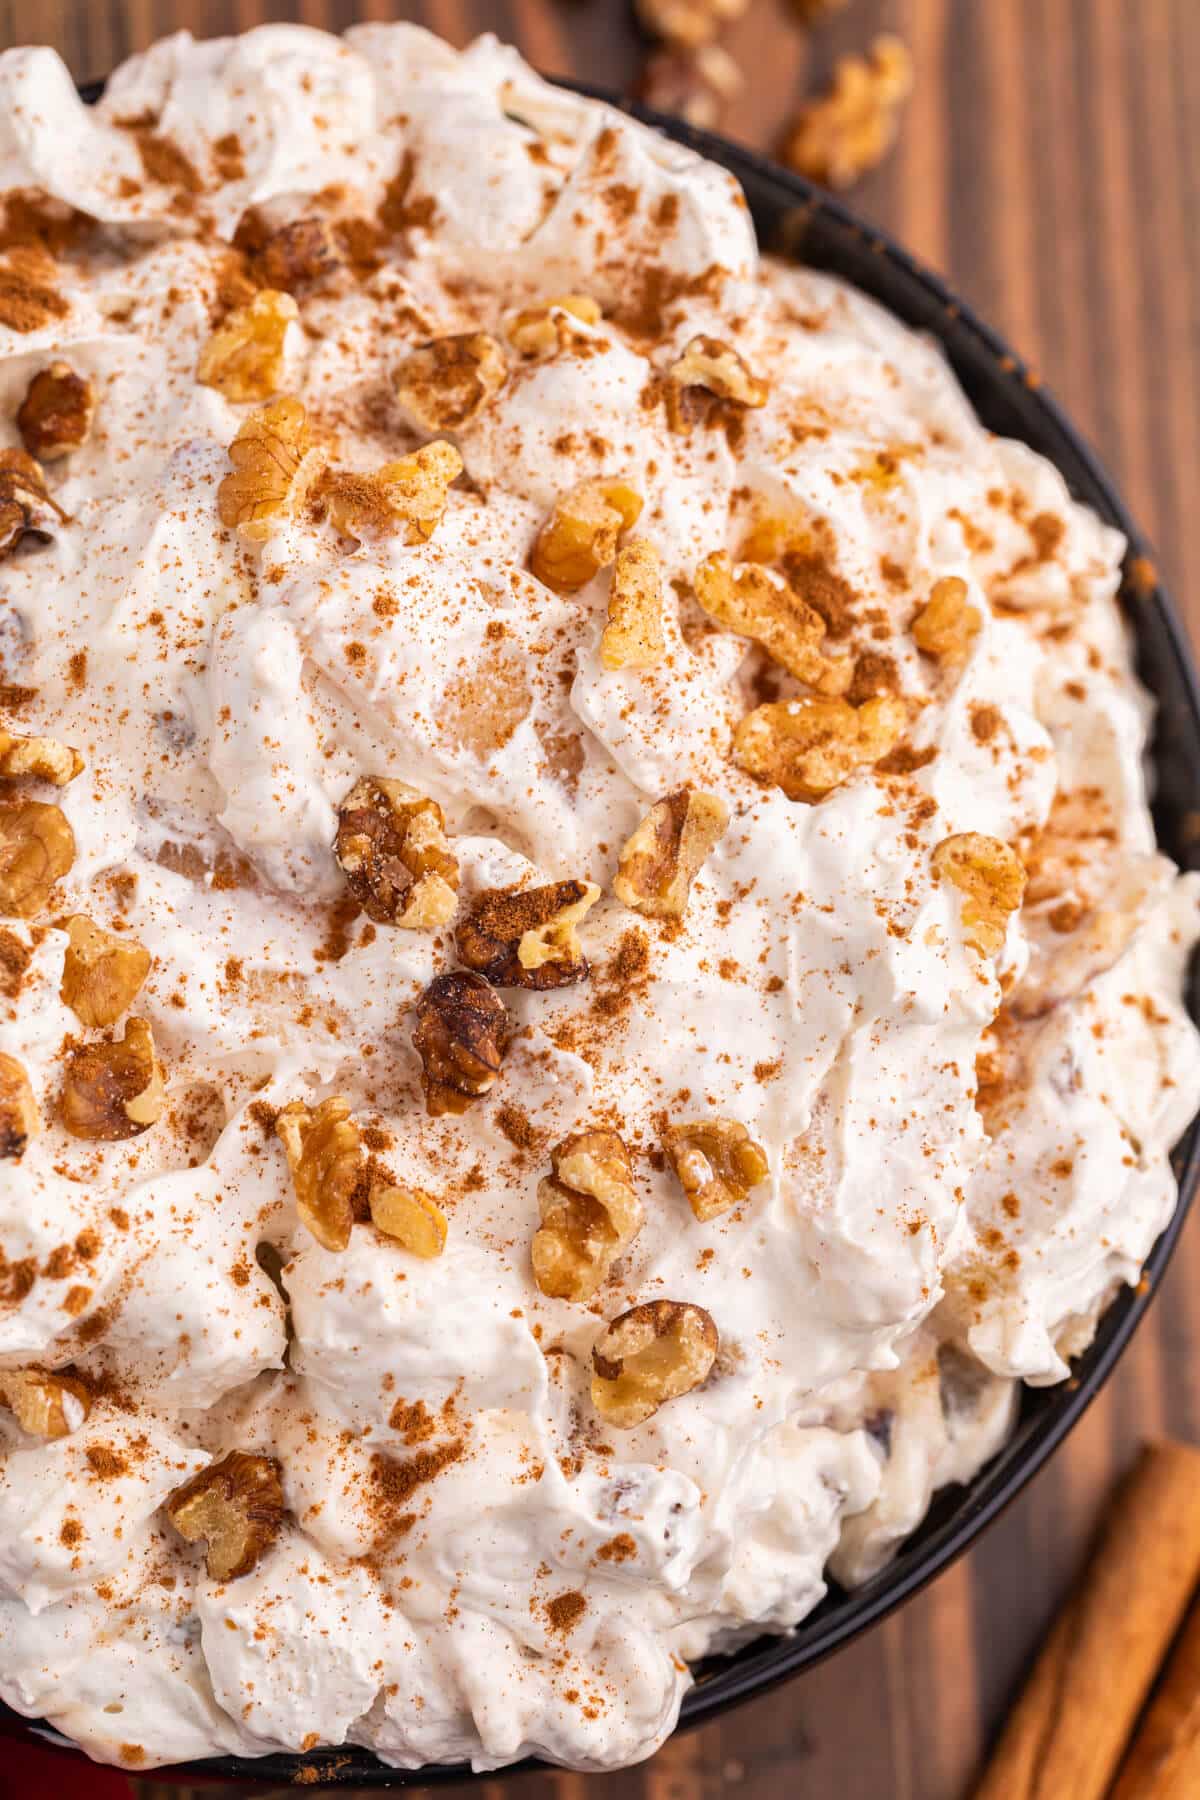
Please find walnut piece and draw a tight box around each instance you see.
[912,575,981,668]
[613,787,729,919]
[0,1052,38,1159]
[505,295,602,358]
[456,880,600,990]
[532,1128,643,1302]
[932,833,1027,958]
[662,1118,769,1221]
[635,0,748,50]
[318,439,462,542]
[0,800,75,917]
[252,217,343,291]
[59,915,152,1028]
[275,1096,362,1252]
[0,726,83,786]
[732,694,907,801]
[196,288,298,402]
[601,538,666,672]
[637,45,744,132]
[369,1182,448,1258]
[694,551,850,694]
[781,35,914,189]
[217,397,325,542]
[0,1367,90,1438]
[0,449,67,559]
[165,1450,284,1581]
[667,336,768,410]
[393,333,508,432]
[17,362,96,461]
[412,971,507,1116]
[531,478,643,594]
[334,777,459,928]
[591,1299,718,1427]
[59,1017,164,1143]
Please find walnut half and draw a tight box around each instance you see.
[317,439,462,543]
[217,397,325,542]
[412,971,507,1117]
[613,787,729,920]
[59,1018,164,1143]
[531,478,643,594]
[732,694,906,802]
[912,576,981,668]
[0,450,67,560]
[506,295,602,358]
[663,1118,769,1221]
[334,777,459,928]
[0,800,75,917]
[694,551,850,695]
[165,1450,284,1581]
[455,880,600,990]
[369,1182,448,1258]
[393,332,508,432]
[532,1129,643,1302]
[59,915,151,1028]
[0,727,83,786]
[591,1300,718,1427]
[197,289,297,402]
[0,1052,38,1159]
[667,337,768,414]
[275,1096,362,1253]
[17,362,96,461]
[0,1366,91,1438]
[932,833,1027,958]
[600,539,666,672]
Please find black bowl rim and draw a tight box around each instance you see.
[5,74,1200,1789]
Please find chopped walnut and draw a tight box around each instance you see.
[456,880,600,990]
[0,800,75,917]
[17,362,96,461]
[912,576,981,668]
[694,551,850,695]
[165,1450,284,1581]
[600,539,666,672]
[275,1096,362,1253]
[533,1129,643,1303]
[0,1367,90,1438]
[59,1017,164,1143]
[393,333,508,432]
[668,337,768,411]
[662,1118,769,1221]
[591,1299,718,1427]
[932,833,1027,958]
[0,449,67,559]
[412,971,507,1116]
[637,45,744,132]
[369,1182,448,1258]
[334,777,459,928]
[531,479,643,594]
[732,694,907,801]
[0,1052,38,1159]
[613,787,729,919]
[505,295,602,358]
[0,726,83,786]
[781,35,914,189]
[217,397,325,542]
[318,439,462,542]
[196,288,298,402]
[635,0,748,51]
[59,915,152,1028]
[252,217,343,291]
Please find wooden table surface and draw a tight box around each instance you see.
[4,2,1199,1797]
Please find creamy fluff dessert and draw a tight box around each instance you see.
[0,21,1196,1776]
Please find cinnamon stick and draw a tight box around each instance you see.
[1111,1592,1200,1798]
[974,1440,1200,1800]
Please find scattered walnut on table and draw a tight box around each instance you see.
[334,777,459,928]
[455,880,600,990]
[393,332,508,432]
[532,1128,643,1302]
[59,1017,164,1143]
[0,726,83,786]
[0,800,75,917]
[0,1052,38,1159]
[412,971,507,1117]
[317,438,462,543]
[932,833,1027,958]
[165,1450,284,1581]
[59,915,152,1028]
[0,449,68,560]
[17,362,95,461]
[613,787,729,920]
[637,45,744,132]
[369,1182,448,1258]
[635,0,748,51]
[912,575,981,668]
[694,551,850,694]
[0,1366,91,1438]
[781,34,914,189]
[591,1299,719,1427]
[732,694,907,801]
[505,295,602,358]
[196,288,298,402]
[217,396,326,542]
[251,217,343,292]
[531,478,643,594]
[662,1118,769,1221]
[600,539,666,672]
[274,1096,362,1253]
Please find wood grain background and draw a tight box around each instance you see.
[2,2,1199,1796]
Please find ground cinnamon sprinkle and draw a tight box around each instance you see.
[0,248,69,333]
[86,1443,130,1479]
[378,151,439,235]
[368,1438,466,1546]
[545,1590,587,1633]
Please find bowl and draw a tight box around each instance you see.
[5,79,1200,1789]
